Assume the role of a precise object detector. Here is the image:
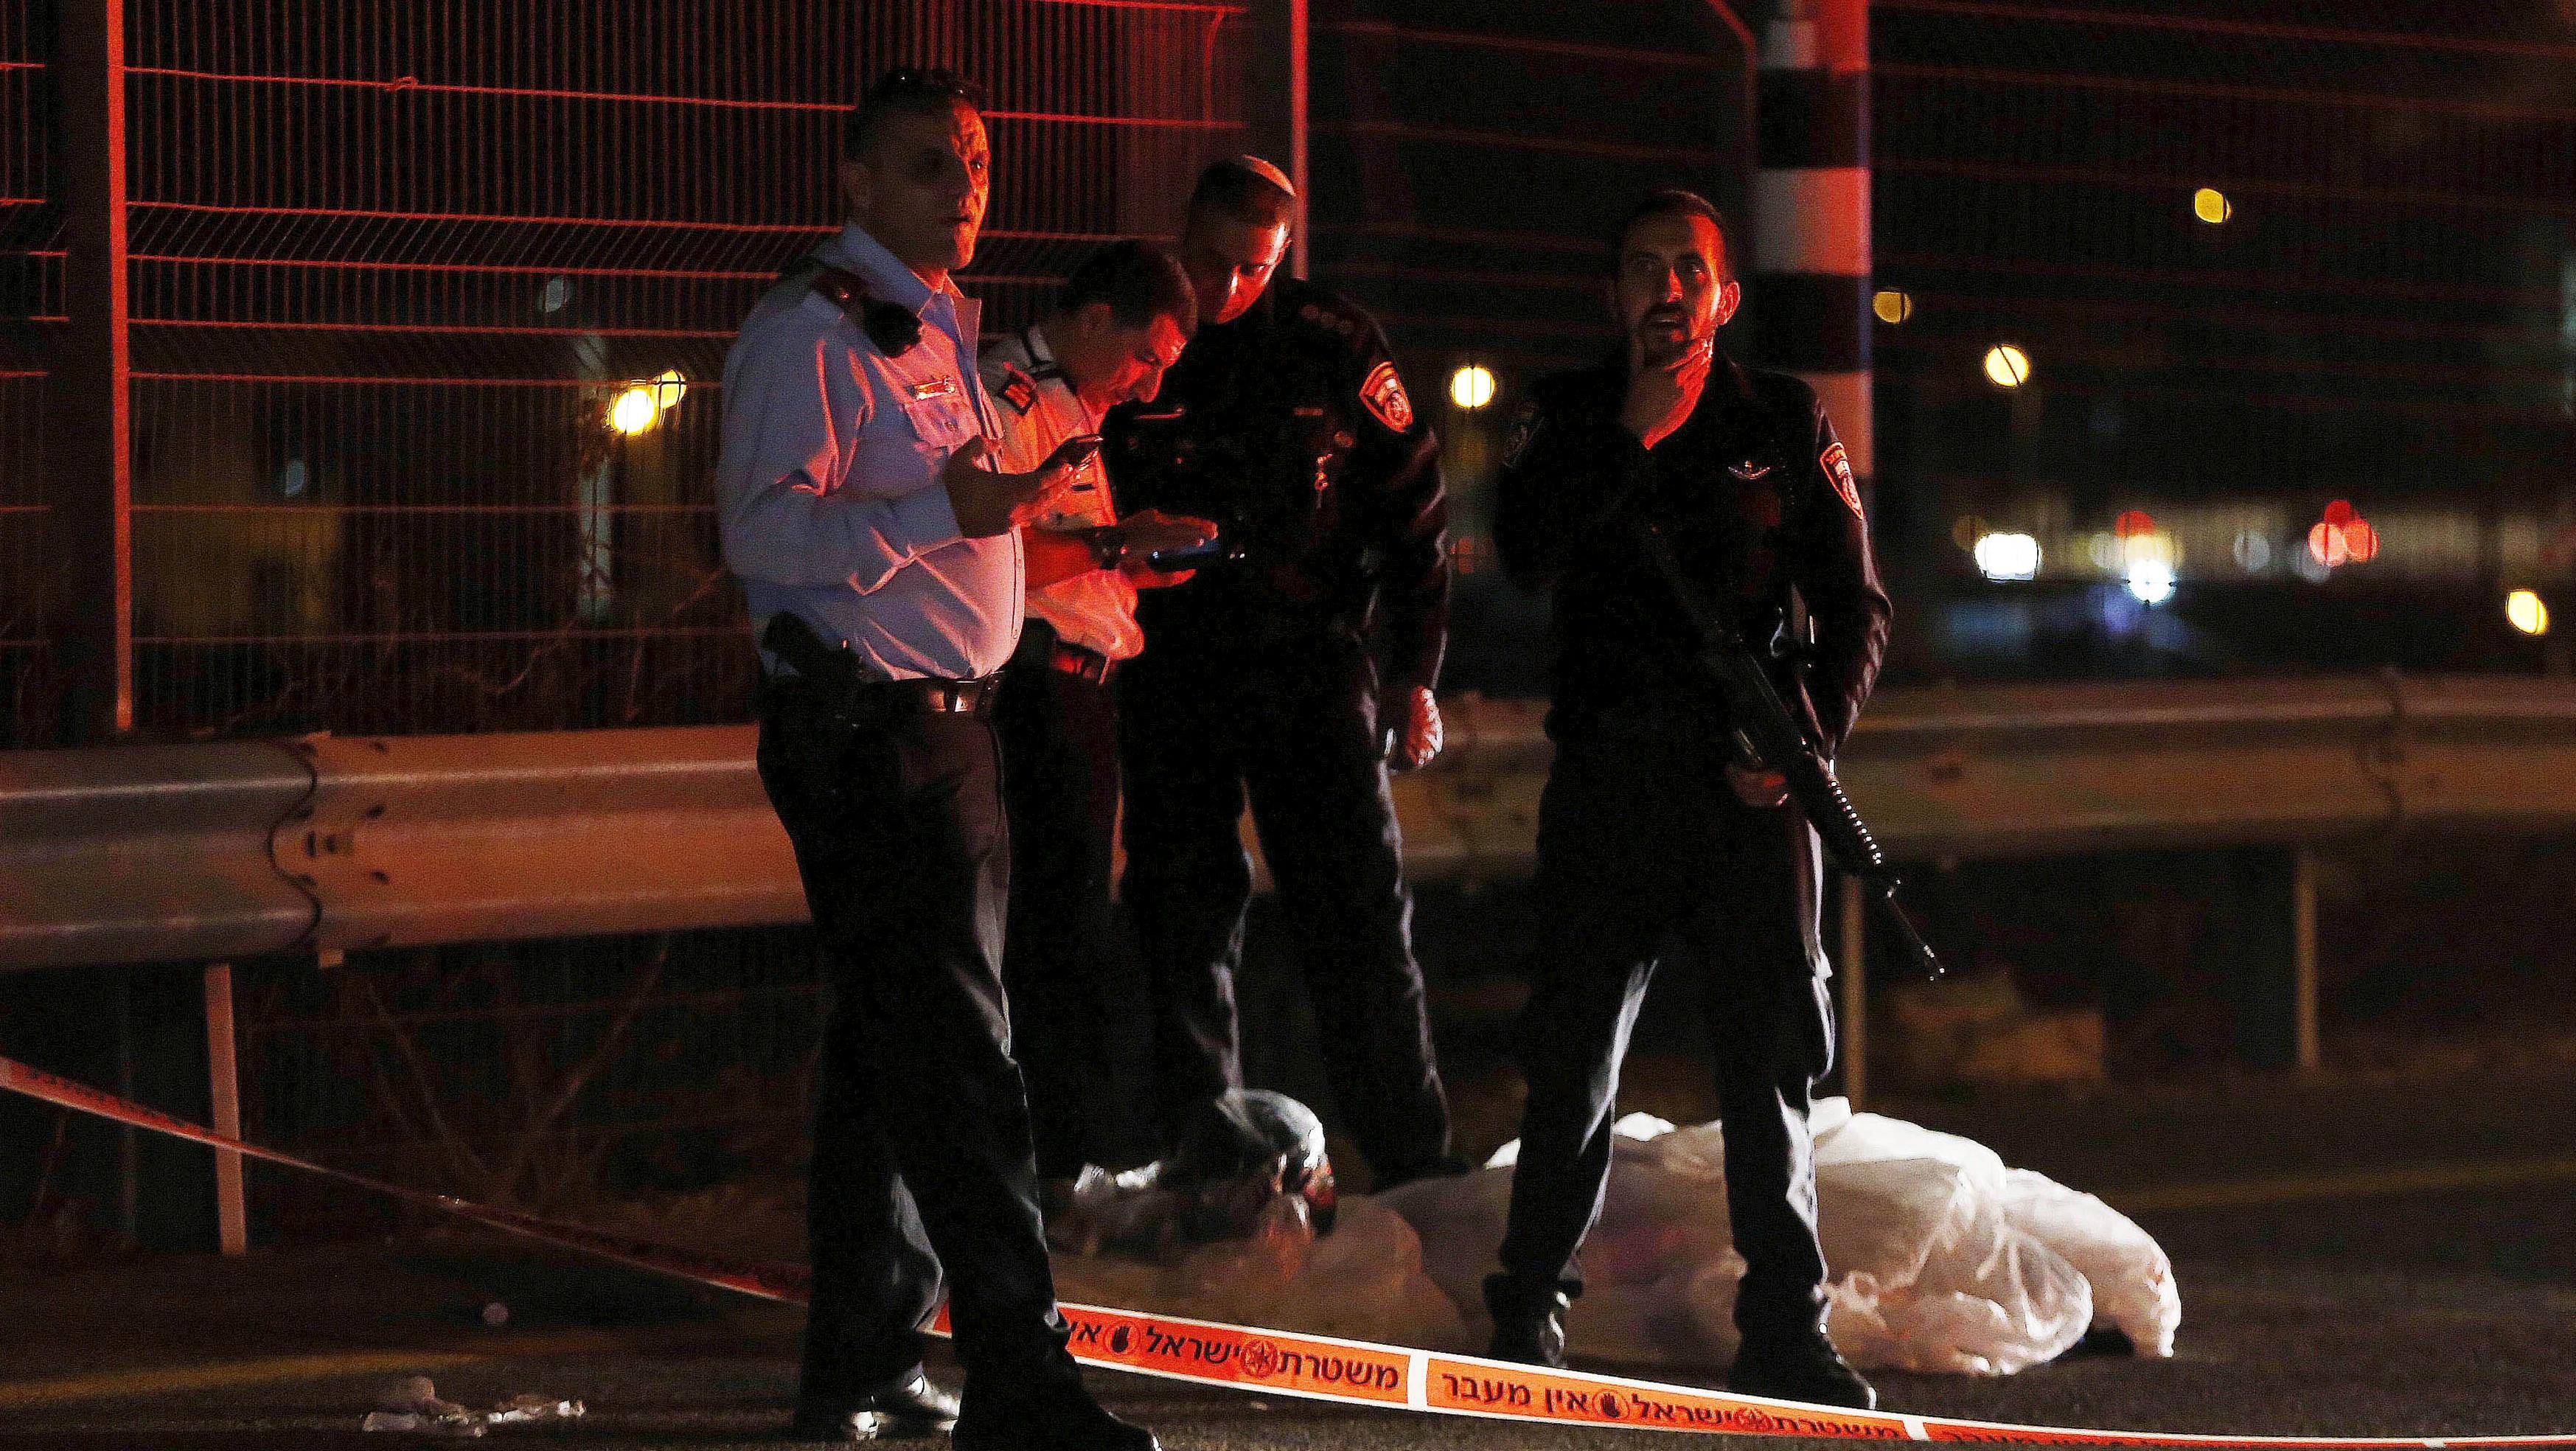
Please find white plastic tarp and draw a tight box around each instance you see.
[1048,1099,2180,1377]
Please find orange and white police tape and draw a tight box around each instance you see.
[4,1051,2570,1447]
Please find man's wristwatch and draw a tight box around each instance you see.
[1084,525,1130,570]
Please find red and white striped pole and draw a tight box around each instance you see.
[1754,0,1875,1099]
[1752,0,1872,494]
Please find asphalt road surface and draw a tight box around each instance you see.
[4,1070,2572,1450]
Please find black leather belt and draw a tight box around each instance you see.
[765,669,1000,717]
[759,613,999,717]
[864,675,1000,714]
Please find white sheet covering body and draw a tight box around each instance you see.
[1048,1099,2180,1376]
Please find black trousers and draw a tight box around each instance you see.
[1492,726,1839,1340]
[754,679,1073,1402]
[995,624,1127,1180]
[1115,629,1451,1180]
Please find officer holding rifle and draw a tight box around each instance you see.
[1481,187,1893,1410]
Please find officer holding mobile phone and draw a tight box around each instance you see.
[980,241,1215,1191]
[717,71,1167,1450]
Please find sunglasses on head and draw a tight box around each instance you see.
[868,66,985,110]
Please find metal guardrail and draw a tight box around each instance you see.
[8,675,2576,973]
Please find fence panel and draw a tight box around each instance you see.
[1,0,56,745]
[114,0,1244,737]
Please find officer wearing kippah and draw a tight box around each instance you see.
[1481,189,1891,1410]
[1106,155,1461,1191]
[714,66,1158,1451]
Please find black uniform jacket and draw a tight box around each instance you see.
[1491,349,1891,756]
[1107,276,1449,692]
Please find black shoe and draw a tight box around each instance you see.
[787,1371,961,1441]
[953,1375,1158,1451]
[1727,1332,1878,1410]
[1482,1277,1571,1369]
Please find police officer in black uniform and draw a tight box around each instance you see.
[1482,189,1892,1410]
[1107,156,1460,1189]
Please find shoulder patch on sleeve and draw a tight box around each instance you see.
[998,365,1040,417]
[1360,359,1416,433]
[1822,441,1864,518]
[1502,400,1542,470]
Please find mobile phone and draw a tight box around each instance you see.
[1045,433,1104,481]
[1146,532,1235,568]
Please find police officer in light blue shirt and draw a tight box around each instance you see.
[717,145,1025,683]
[714,68,1158,1451]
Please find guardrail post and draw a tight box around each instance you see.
[203,963,246,1255]
[2293,847,2320,1075]
[1839,873,1867,1108]
[2224,846,2309,1072]
[114,970,138,1242]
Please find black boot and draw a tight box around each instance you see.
[952,1372,1158,1451]
[1727,1329,1878,1410]
[1482,1276,1572,1369]
[787,1370,961,1441]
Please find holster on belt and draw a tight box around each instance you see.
[757,613,860,690]
[759,613,998,718]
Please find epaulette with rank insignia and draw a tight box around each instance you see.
[997,365,1040,417]
[1295,296,1364,343]
[777,256,923,357]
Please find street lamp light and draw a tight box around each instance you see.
[1983,344,2031,388]
[2508,590,2551,637]
[608,386,661,436]
[1448,364,1496,410]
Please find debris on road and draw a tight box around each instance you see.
[359,1377,584,1435]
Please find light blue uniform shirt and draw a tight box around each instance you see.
[716,223,1023,682]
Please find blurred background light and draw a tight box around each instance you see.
[2308,501,2378,568]
[2508,589,2550,636]
[2126,557,2176,605]
[1448,363,1496,410]
[608,371,689,436]
[1873,289,1914,324]
[608,386,661,436]
[1974,532,2041,582]
[1983,343,2032,388]
[2193,186,2233,223]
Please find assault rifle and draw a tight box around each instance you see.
[1632,518,1945,981]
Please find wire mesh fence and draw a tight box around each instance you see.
[1,0,56,746]
[232,927,828,1232]
[7,1,1257,1227]
[32,0,1241,741]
